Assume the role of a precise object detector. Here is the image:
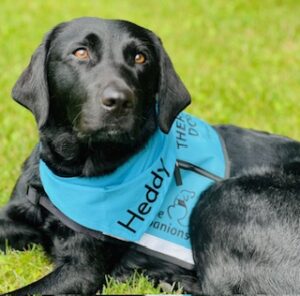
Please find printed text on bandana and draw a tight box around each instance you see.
[117,158,170,233]
[176,114,199,149]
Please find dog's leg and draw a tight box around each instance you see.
[0,206,42,251]
[4,263,105,295]
[4,238,122,295]
[3,227,127,295]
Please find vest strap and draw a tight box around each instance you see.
[26,185,115,242]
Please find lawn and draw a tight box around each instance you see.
[0,0,299,294]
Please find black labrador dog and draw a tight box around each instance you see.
[1,17,300,295]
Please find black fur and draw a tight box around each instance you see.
[1,17,300,294]
[191,164,300,294]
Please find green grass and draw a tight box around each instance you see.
[0,0,299,293]
[0,245,52,293]
[103,272,182,295]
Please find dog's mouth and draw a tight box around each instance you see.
[74,122,138,144]
[72,103,153,144]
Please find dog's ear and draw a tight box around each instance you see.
[153,36,191,133]
[11,35,50,128]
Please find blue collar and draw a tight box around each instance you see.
[39,112,228,268]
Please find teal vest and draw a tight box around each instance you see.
[37,112,229,269]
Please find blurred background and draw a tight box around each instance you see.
[0,0,299,292]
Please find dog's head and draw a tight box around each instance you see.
[12,17,190,144]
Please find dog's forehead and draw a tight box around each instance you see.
[51,17,153,46]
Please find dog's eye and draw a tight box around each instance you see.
[134,53,146,64]
[73,48,90,61]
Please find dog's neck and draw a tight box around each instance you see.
[39,126,154,177]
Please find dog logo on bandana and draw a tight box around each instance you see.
[167,190,195,226]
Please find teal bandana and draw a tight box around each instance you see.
[39,112,228,269]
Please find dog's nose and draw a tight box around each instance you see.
[100,86,134,112]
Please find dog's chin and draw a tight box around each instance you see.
[75,125,138,144]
